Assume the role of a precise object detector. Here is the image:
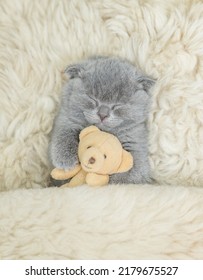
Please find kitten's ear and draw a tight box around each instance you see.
[64,64,84,79]
[137,76,156,94]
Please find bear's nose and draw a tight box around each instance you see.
[88,157,96,164]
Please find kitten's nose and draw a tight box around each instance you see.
[98,105,110,121]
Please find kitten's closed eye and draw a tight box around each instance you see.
[87,95,99,106]
[82,94,98,110]
[112,104,127,115]
[111,104,123,110]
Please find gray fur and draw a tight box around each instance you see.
[49,56,155,184]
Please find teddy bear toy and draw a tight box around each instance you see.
[51,125,133,187]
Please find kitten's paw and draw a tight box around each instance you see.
[52,155,78,171]
[109,170,153,184]
[109,173,131,184]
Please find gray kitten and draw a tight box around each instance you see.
[49,56,155,184]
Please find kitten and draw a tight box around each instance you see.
[49,56,155,184]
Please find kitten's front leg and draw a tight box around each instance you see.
[50,128,80,170]
[109,170,151,184]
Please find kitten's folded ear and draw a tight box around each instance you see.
[137,76,156,94]
[64,64,84,79]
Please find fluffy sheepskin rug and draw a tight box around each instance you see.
[0,0,203,259]
[0,185,203,259]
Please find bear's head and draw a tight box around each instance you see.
[78,126,133,175]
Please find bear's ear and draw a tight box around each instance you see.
[79,126,100,140]
[64,63,84,79]
[117,150,133,173]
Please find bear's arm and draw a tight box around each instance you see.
[51,165,81,180]
[86,173,109,187]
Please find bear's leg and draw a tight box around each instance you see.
[86,173,109,187]
[67,169,87,187]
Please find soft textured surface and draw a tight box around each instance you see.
[0,0,203,259]
[0,185,203,260]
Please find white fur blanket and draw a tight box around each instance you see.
[1,185,203,259]
[0,0,203,259]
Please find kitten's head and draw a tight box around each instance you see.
[64,56,155,131]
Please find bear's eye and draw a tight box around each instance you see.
[87,146,92,149]
[104,154,107,159]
